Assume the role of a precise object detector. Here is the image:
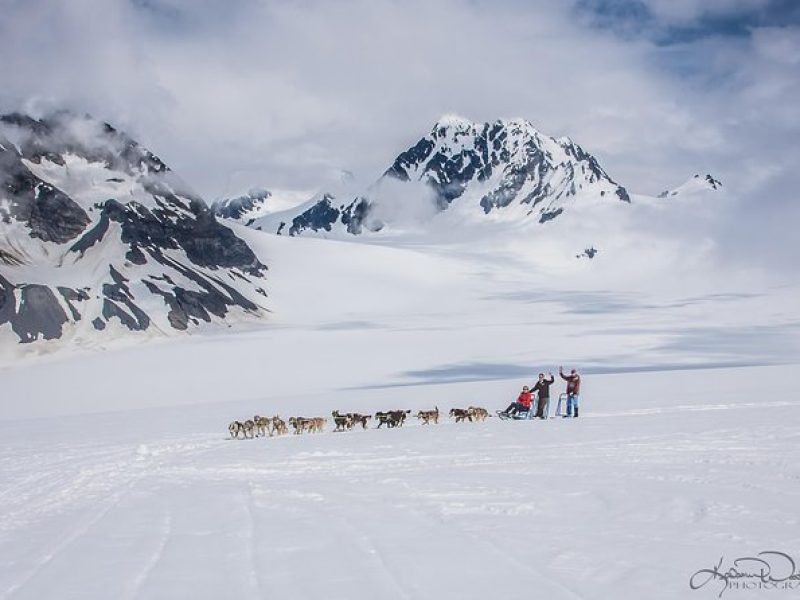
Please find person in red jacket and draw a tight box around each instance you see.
[500,386,533,417]
[559,366,581,418]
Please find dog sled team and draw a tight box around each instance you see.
[228,366,581,438]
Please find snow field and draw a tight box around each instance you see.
[0,364,798,599]
[2,185,798,599]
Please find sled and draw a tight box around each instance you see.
[552,393,570,418]
[496,408,536,421]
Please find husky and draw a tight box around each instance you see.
[228,420,245,439]
[449,408,473,423]
[374,411,395,428]
[390,409,411,427]
[350,413,372,429]
[416,406,440,425]
[288,416,312,435]
[467,406,489,421]
[271,415,288,436]
[254,415,272,437]
[332,410,350,432]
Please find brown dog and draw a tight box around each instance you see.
[467,406,489,422]
[271,415,288,436]
[254,415,272,437]
[416,406,440,425]
[391,410,411,427]
[449,408,473,423]
[350,413,372,429]
[288,416,312,435]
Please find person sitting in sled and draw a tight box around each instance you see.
[500,386,533,418]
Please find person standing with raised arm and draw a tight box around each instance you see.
[532,371,555,419]
[559,366,581,418]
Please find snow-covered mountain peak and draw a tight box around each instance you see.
[429,116,548,154]
[431,113,476,133]
[1,111,170,177]
[211,188,271,222]
[1,110,269,348]
[658,173,723,198]
[1,111,197,214]
[699,173,722,190]
[238,116,631,237]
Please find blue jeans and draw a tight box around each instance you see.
[567,393,580,416]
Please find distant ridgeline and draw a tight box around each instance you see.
[1,110,723,347]
[220,116,632,236]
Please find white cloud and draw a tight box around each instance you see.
[0,0,797,269]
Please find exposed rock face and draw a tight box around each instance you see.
[286,193,340,236]
[0,139,90,243]
[211,188,271,222]
[0,275,69,342]
[576,247,598,259]
[703,174,722,190]
[0,111,269,345]
[248,116,630,236]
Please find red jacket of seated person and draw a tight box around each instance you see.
[517,390,533,408]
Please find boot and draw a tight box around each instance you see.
[574,407,579,418]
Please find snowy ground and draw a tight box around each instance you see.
[1,220,799,599]
[1,365,799,600]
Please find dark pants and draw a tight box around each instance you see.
[504,402,529,415]
[535,396,550,418]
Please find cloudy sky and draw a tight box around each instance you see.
[1,0,798,260]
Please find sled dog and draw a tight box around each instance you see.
[254,415,272,437]
[390,410,411,427]
[289,416,312,435]
[228,420,245,439]
[271,415,288,436]
[416,406,440,425]
[350,413,372,429]
[467,406,489,421]
[449,408,473,423]
[375,411,396,428]
[332,410,350,432]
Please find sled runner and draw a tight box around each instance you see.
[496,408,536,421]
